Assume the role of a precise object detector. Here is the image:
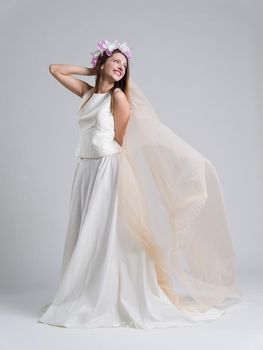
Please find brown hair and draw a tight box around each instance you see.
[79,49,131,113]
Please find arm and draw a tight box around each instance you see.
[49,64,96,98]
[112,89,131,146]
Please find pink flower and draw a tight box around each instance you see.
[97,40,109,51]
[90,39,132,67]
[105,49,113,56]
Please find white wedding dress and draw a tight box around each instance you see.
[38,83,243,329]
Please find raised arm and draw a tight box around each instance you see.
[49,64,96,98]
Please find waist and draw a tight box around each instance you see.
[75,133,122,158]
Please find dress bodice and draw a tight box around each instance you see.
[75,88,122,158]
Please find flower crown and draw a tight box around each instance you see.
[90,39,132,68]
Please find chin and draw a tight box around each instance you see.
[112,76,122,81]
[111,72,123,80]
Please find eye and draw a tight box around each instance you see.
[114,59,127,69]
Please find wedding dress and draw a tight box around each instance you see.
[38,79,243,329]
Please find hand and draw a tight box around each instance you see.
[87,66,97,76]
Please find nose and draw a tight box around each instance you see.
[118,62,126,70]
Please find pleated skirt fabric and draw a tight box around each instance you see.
[38,153,226,329]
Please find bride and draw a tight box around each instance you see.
[38,39,243,329]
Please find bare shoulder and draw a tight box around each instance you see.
[113,87,125,96]
[113,88,131,108]
[112,88,131,124]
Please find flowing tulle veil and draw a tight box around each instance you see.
[116,76,243,315]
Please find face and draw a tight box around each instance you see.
[102,52,128,81]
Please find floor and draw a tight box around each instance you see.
[0,270,262,350]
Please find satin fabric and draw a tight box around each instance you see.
[39,155,222,329]
[75,89,122,158]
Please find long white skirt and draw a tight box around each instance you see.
[38,153,227,329]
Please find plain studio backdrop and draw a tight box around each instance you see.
[0,0,262,349]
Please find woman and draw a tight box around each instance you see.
[39,39,243,329]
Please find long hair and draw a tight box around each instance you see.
[79,49,131,113]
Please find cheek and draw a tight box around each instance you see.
[109,62,116,69]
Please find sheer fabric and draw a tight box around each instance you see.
[116,77,243,315]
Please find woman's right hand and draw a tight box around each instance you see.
[88,66,97,76]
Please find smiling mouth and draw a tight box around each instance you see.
[113,70,121,76]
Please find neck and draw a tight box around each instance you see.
[97,78,114,94]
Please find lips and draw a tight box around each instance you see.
[113,70,121,76]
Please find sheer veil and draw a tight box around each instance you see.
[116,76,243,315]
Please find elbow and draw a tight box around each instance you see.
[114,135,123,147]
[115,128,128,147]
[114,131,124,147]
[49,64,56,75]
